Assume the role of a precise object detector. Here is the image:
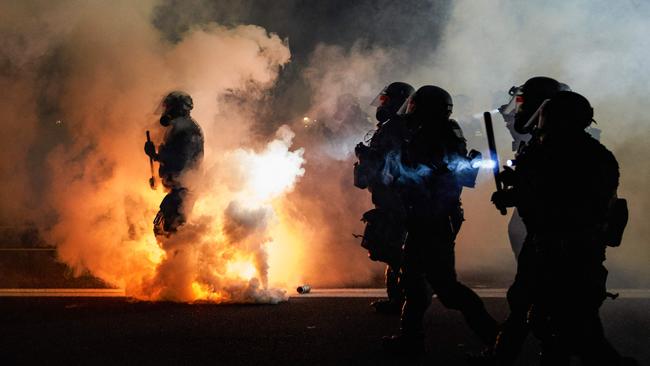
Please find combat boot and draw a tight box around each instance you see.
[381,333,425,355]
[370,299,403,315]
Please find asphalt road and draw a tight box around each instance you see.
[0,295,648,366]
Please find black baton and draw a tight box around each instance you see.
[146,130,155,189]
[484,112,507,215]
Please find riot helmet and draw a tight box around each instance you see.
[371,82,415,122]
[539,91,594,134]
[399,85,453,122]
[514,76,568,134]
[159,91,193,126]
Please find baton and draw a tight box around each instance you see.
[146,130,155,189]
[483,112,507,215]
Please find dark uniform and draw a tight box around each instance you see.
[490,77,569,364]
[492,91,635,365]
[145,91,204,236]
[355,82,414,314]
[498,78,568,259]
[383,85,497,353]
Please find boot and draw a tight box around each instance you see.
[381,333,425,355]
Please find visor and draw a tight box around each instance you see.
[396,95,414,116]
[523,98,550,130]
[370,85,389,107]
[499,86,523,116]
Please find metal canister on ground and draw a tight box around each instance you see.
[296,285,311,294]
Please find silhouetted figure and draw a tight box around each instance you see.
[354,82,414,314]
[491,91,636,365]
[498,77,569,259]
[144,91,204,236]
[382,85,497,354]
[485,77,569,364]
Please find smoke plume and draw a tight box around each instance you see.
[0,0,306,301]
[411,0,650,287]
[2,0,648,296]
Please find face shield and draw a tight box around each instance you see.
[514,88,525,114]
[370,86,390,107]
[524,98,551,131]
[153,94,168,115]
[396,95,415,116]
[498,86,520,116]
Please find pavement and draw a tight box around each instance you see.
[0,289,648,365]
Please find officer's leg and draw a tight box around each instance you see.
[371,264,403,314]
[399,227,431,337]
[529,305,571,366]
[571,265,630,365]
[386,264,404,304]
[507,208,526,259]
[493,235,537,364]
[428,226,498,345]
[382,224,429,353]
[153,188,188,236]
[572,310,624,366]
[539,338,571,366]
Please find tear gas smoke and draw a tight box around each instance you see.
[472,160,497,170]
[0,0,309,302]
[2,0,649,295]
[407,0,650,286]
[271,0,650,287]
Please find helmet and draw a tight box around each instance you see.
[514,76,569,133]
[540,91,594,133]
[400,85,453,120]
[162,91,193,113]
[371,82,415,122]
[160,91,193,126]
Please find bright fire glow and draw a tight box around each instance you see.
[141,125,307,303]
[226,259,258,280]
[233,132,306,206]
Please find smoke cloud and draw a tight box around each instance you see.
[411,0,650,287]
[2,0,648,296]
[243,0,650,288]
[0,0,304,301]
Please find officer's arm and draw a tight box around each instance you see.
[599,149,620,207]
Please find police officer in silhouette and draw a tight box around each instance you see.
[144,91,204,236]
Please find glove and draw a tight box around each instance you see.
[491,189,516,211]
[144,141,157,159]
[468,149,482,161]
[355,142,370,158]
[498,166,516,187]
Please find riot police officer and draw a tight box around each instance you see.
[382,85,497,353]
[491,91,636,365]
[498,77,570,258]
[355,81,414,314]
[144,91,204,236]
[485,77,570,364]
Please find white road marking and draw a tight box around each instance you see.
[0,288,125,297]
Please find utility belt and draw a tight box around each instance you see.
[356,208,407,267]
[529,231,606,256]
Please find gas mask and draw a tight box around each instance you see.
[159,113,172,127]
